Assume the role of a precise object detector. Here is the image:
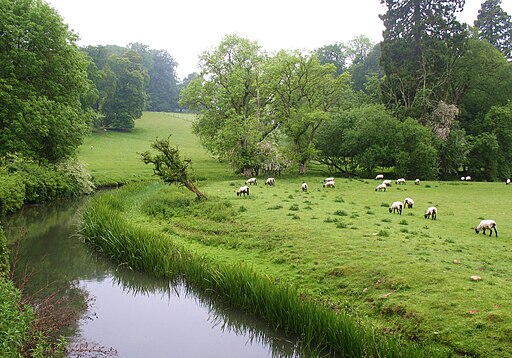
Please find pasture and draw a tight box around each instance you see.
[79,112,512,357]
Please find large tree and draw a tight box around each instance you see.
[379,0,468,120]
[0,0,95,162]
[180,35,276,177]
[475,0,512,60]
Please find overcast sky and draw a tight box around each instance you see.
[45,0,512,80]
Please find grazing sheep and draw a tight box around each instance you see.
[506,178,510,185]
[424,206,437,220]
[415,178,420,185]
[389,201,403,215]
[246,177,257,185]
[323,180,335,188]
[323,177,335,183]
[460,176,465,181]
[404,197,414,208]
[475,219,497,237]
[465,176,471,181]
[375,183,387,192]
[382,180,392,187]
[265,177,275,186]
[236,186,250,196]
[375,174,384,180]
[301,182,308,192]
[396,178,406,185]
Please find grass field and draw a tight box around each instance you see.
[79,112,512,357]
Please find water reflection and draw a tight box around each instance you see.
[3,199,320,358]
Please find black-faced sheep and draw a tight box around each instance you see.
[465,176,471,181]
[424,206,437,220]
[375,174,384,180]
[375,183,387,191]
[237,186,250,196]
[404,197,414,208]
[301,182,308,192]
[475,219,497,237]
[382,180,392,187]
[323,177,335,183]
[396,178,406,185]
[246,177,257,185]
[389,201,403,215]
[265,177,275,186]
[323,180,335,188]
[415,178,420,185]
[506,178,510,185]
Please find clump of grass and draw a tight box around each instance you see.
[381,218,392,223]
[268,205,283,210]
[334,210,348,216]
[336,222,348,229]
[239,206,247,213]
[378,229,390,237]
[334,196,345,203]
[399,220,408,225]
[366,210,375,215]
[380,202,388,208]
[304,206,313,210]
[324,217,339,223]
[289,204,300,211]
[425,184,431,188]
[287,194,294,199]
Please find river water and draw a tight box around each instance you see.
[4,199,305,357]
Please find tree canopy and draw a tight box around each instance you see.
[475,0,512,60]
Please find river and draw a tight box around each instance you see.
[4,199,307,357]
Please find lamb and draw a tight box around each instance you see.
[375,174,384,180]
[301,182,308,192]
[396,178,406,185]
[246,177,257,185]
[460,176,465,181]
[375,183,387,191]
[404,197,414,208]
[323,180,335,188]
[382,180,392,187]
[236,186,250,196]
[265,177,275,186]
[389,201,403,215]
[424,206,437,220]
[506,179,510,185]
[465,176,471,181]
[475,219,497,237]
[415,178,420,185]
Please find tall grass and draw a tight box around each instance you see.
[80,192,444,357]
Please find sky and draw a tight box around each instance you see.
[45,0,512,80]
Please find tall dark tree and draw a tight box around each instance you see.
[379,0,468,120]
[0,0,95,162]
[475,0,512,60]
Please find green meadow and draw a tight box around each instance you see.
[79,112,512,357]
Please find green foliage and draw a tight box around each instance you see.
[0,167,25,216]
[475,0,512,60]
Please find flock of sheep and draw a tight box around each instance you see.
[236,174,500,238]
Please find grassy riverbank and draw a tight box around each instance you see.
[78,112,512,357]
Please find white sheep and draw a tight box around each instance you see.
[323,180,335,188]
[246,177,257,185]
[404,197,414,208]
[382,180,392,187]
[396,178,406,185]
[424,206,437,220]
[389,201,403,215]
[375,183,387,191]
[301,182,308,192]
[475,219,497,237]
[323,177,335,183]
[375,174,384,180]
[506,178,510,185]
[460,176,465,181]
[265,177,275,186]
[415,178,420,185]
[236,186,250,196]
[465,176,471,181]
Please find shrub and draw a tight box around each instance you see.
[0,168,25,216]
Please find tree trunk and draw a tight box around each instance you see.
[185,180,206,199]
[299,162,307,175]
[243,167,253,178]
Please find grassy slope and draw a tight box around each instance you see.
[79,112,512,357]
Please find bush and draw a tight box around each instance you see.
[0,168,26,216]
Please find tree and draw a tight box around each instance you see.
[140,136,205,199]
[180,34,275,177]
[379,0,468,120]
[0,0,95,162]
[475,0,512,60]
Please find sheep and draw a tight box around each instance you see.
[265,177,275,186]
[396,178,406,185]
[375,174,384,180]
[323,180,335,188]
[506,178,510,185]
[246,177,257,185]
[475,219,498,237]
[389,201,403,215]
[236,186,250,196]
[301,182,308,192]
[465,176,471,181]
[375,183,387,192]
[415,178,420,185]
[424,206,437,220]
[460,176,465,181]
[404,197,414,208]
[323,177,335,183]
[382,180,392,187]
